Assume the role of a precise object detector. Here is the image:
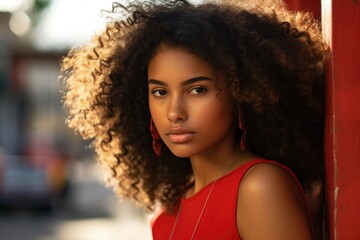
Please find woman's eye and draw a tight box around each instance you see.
[188,87,207,95]
[152,89,168,97]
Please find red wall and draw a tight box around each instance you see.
[322,1,360,239]
[285,0,360,239]
[285,0,321,19]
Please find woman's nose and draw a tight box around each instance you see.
[167,96,187,123]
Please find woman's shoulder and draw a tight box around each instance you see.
[236,161,312,239]
[235,154,302,190]
[238,159,306,209]
[241,160,300,188]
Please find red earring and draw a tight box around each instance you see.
[239,117,247,151]
[150,118,162,156]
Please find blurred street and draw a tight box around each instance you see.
[0,160,153,240]
[0,2,154,240]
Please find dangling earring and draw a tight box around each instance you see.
[239,116,247,151]
[150,118,162,156]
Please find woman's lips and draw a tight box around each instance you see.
[166,128,195,143]
[167,133,195,143]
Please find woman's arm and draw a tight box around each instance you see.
[237,163,312,240]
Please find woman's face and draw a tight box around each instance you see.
[148,47,235,158]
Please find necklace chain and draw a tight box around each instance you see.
[168,154,244,240]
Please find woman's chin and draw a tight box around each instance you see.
[170,151,191,158]
[166,147,194,158]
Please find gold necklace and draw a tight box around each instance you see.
[168,154,244,240]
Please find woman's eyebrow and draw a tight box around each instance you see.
[148,76,213,86]
[181,76,213,86]
[148,79,166,86]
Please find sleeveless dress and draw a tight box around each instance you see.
[151,159,310,240]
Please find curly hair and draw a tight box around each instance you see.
[59,0,328,212]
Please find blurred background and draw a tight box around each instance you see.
[0,0,152,239]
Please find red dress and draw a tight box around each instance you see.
[151,159,309,240]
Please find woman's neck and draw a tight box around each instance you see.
[186,146,248,198]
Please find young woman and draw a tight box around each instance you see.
[60,0,328,239]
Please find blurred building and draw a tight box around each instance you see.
[0,4,152,239]
[0,10,91,210]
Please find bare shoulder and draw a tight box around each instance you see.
[240,163,300,195]
[237,162,312,240]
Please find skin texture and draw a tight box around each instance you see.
[148,46,244,193]
[237,163,312,239]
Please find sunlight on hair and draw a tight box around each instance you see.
[32,0,116,50]
[31,0,205,50]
